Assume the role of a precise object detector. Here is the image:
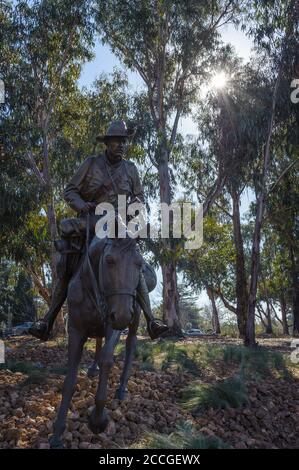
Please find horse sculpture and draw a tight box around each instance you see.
[49,235,155,449]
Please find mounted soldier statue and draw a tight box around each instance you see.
[29,120,168,343]
[28,120,169,448]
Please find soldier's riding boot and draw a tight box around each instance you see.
[29,250,71,341]
[29,275,69,341]
[136,271,169,340]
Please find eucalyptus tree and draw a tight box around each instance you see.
[182,48,273,339]
[181,28,298,344]
[1,64,141,322]
[178,212,235,334]
[0,0,94,288]
[94,0,244,333]
[266,169,299,335]
[243,0,299,345]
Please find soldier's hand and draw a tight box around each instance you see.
[81,202,96,214]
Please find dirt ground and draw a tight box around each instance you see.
[0,335,298,449]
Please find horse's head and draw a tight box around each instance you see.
[100,238,143,330]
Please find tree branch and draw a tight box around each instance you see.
[25,262,51,306]
[25,150,46,186]
[268,160,299,195]
[203,174,227,217]
[213,286,237,314]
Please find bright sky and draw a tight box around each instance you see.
[78,25,254,311]
[79,23,254,104]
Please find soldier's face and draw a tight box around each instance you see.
[106,137,128,163]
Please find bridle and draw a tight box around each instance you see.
[98,239,137,300]
[84,215,138,323]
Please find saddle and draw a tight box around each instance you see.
[54,213,100,254]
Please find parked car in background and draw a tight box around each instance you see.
[185,328,217,336]
[2,327,13,338]
[185,328,205,336]
[11,322,34,336]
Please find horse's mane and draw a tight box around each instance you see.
[107,237,137,254]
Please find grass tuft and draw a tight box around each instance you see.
[181,374,249,414]
[141,421,230,449]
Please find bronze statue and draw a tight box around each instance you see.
[50,234,149,448]
[29,120,168,342]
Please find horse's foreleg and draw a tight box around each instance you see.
[88,328,121,434]
[87,337,103,378]
[49,328,85,449]
[115,305,140,400]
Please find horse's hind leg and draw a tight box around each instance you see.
[88,327,121,434]
[49,327,85,449]
[87,337,103,378]
[115,303,141,400]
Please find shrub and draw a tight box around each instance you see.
[223,345,288,379]
[142,421,230,449]
[181,374,248,414]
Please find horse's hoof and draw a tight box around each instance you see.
[49,435,65,449]
[114,388,128,400]
[87,364,100,378]
[88,408,108,434]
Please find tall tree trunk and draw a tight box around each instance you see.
[280,293,289,335]
[245,2,296,347]
[245,69,282,347]
[289,244,299,336]
[256,306,268,330]
[161,262,181,334]
[206,285,221,334]
[231,190,248,338]
[158,148,181,334]
[46,199,58,285]
[42,125,64,336]
[42,128,58,284]
[265,300,273,334]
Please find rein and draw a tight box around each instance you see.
[84,214,108,320]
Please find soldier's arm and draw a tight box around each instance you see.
[64,157,93,212]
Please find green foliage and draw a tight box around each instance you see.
[223,344,289,379]
[0,359,47,385]
[1,360,36,374]
[136,340,200,375]
[0,261,37,325]
[181,374,248,413]
[22,369,47,386]
[1,0,297,339]
[178,215,235,294]
[48,365,68,375]
[136,339,290,383]
[142,421,230,449]
[177,284,202,330]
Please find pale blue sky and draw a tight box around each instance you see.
[79,23,254,99]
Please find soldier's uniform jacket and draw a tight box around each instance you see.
[59,152,156,289]
[64,152,144,212]
[60,153,144,239]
